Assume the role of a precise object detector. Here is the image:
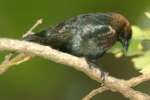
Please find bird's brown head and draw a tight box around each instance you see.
[109,12,132,52]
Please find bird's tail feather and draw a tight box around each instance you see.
[22,32,46,45]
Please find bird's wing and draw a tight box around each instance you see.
[80,24,117,53]
[81,24,115,38]
[64,24,116,59]
[54,13,112,34]
[52,14,116,54]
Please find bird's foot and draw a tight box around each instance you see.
[86,59,109,84]
[100,71,109,86]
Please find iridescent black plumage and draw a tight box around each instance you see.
[24,13,132,58]
[23,12,132,80]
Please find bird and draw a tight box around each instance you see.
[23,12,132,81]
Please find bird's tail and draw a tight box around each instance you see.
[22,28,52,45]
[23,33,44,44]
[22,28,67,49]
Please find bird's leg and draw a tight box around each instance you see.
[85,58,108,84]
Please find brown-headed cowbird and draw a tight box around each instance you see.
[23,12,132,81]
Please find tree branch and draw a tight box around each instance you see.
[82,86,108,100]
[83,73,150,100]
[0,38,150,100]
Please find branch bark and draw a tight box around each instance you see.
[83,73,150,100]
[0,38,150,100]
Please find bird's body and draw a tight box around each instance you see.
[23,12,132,79]
[24,12,132,61]
[48,13,117,59]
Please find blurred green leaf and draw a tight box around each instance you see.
[145,12,150,19]
[130,26,150,74]
[132,51,150,73]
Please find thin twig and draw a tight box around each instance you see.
[82,86,108,100]
[23,18,43,37]
[127,73,150,87]
[0,53,32,74]
[2,53,13,64]
[0,18,43,74]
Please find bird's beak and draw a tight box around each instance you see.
[123,40,129,52]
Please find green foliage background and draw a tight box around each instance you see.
[0,0,150,100]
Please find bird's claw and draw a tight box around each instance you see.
[85,58,109,85]
[100,71,109,86]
